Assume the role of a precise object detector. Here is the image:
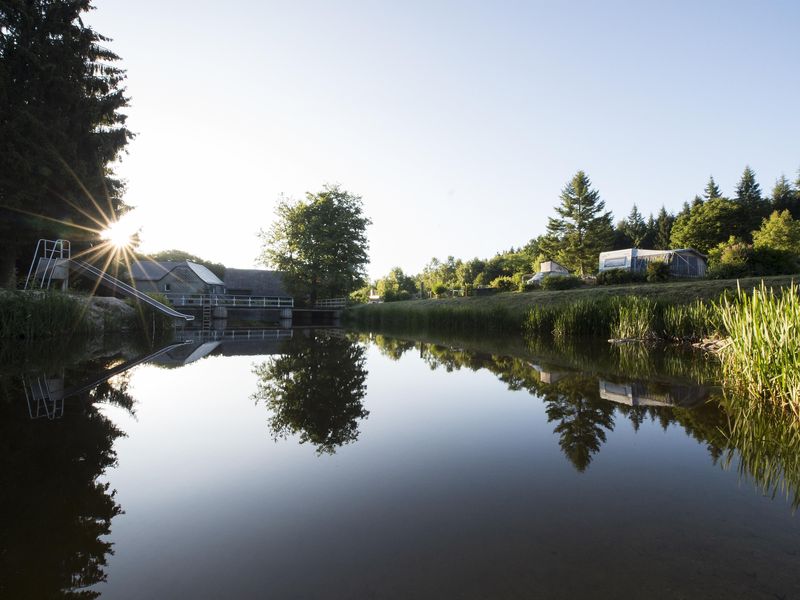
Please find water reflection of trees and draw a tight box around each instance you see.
[0,357,133,599]
[364,332,800,506]
[253,332,369,455]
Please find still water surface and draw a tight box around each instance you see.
[2,329,798,599]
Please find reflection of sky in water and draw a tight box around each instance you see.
[89,343,798,599]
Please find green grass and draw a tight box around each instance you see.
[346,275,798,335]
[0,290,95,339]
[716,283,800,417]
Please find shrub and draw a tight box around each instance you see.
[540,275,583,290]
[646,261,670,282]
[490,276,516,292]
[432,283,448,297]
[596,269,646,285]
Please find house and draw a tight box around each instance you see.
[597,248,707,278]
[130,261,225,295]
[524,260,571,284]
[223,268,290,298]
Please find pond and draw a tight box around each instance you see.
[1,328,798,599]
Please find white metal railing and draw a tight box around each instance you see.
[314,297,347,309]
[177,328,294,342]
[164,293,294,309]
[24,239,71,289]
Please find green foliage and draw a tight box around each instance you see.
[669,196,748,253]
[540,275,583,290]
[654,206,674,250]
[611,296,659,340]
[646,260,670,282]
[662,300,718,340]
[708,235,798,279]
[432,283,448,296]
[596,269,645,285]
[489,276,516,292]
[621,204,647,247]
[127,292,175,338]
[251,332,369,454]
[703,176,722,200]
[752,210,800,254]
[145,250,226,280]
[717,283,800,416]
[258,184,371,303]
[376,267,417,301]
[0,291,93,339]
[540,171,614,275]
[0,1,132,287]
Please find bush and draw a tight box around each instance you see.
[490,276,516,292]
[596,269,646,285]
[540,275,583,290]
[432,283,448,297]
[646,261,670,282]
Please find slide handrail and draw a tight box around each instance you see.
[70,260,195,321]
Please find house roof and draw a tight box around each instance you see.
[130,260,224,286]
[223,268,290,297]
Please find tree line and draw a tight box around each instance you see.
[362,166,800,300]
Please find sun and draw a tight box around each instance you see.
[101,218,139,250]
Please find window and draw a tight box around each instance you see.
[164,283,171,292]
[604,257,627,268]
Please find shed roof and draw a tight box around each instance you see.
[223,268,290,297]
[130,260,224,286]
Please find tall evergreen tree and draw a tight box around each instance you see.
[540,171,614,275]
[621,204,647,247]
[0,0,132,287]
[734,165,768,233]
[703,176,722,201]
[771,174,799,218]
[654,206,674,250]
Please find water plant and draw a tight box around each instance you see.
[0,291,93,339]
[716,283,800,417]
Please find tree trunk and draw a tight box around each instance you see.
[0,247,18,289]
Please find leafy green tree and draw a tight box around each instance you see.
[0,0,132,287]
[670,197,746,253]
[376,266,416,301]
[258,184,370,304]
[252,332,369,455]
[540,171,614,275]
[752,210,800,254]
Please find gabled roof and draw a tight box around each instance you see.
[129,260,224,286]
[223,268,290,297]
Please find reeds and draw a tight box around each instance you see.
[0,291,93,339]
[716,283,800,417]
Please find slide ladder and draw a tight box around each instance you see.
[69,259,195,321]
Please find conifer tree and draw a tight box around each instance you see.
[621,204,647,247]
[771,174,799,217]
[654,206,674,250]
[540,171,613,275]
[0,0,132,286]
[735,166,763,206]
[703,176,722,201]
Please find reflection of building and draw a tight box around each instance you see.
[599,380,710,407]
[529,363,569,384]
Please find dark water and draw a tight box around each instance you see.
[1,329,798,599]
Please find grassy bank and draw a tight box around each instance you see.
[0,291,96,339]
[345,275,796,335]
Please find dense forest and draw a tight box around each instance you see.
[359,166,800,301]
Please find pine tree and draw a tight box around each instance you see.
[734,165,768,233]
[703,176,722,201]
[654,206,674,250]
[621,204,647,247]
[0,0,132,286]
[735,166,763,206]
[771,174,799,217]
[541,171,614,275]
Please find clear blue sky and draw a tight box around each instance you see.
[87,0,800,278]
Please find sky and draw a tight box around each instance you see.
[86,0,800,278]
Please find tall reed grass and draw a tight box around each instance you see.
[716,283,800,417]
[0,291,94,339]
